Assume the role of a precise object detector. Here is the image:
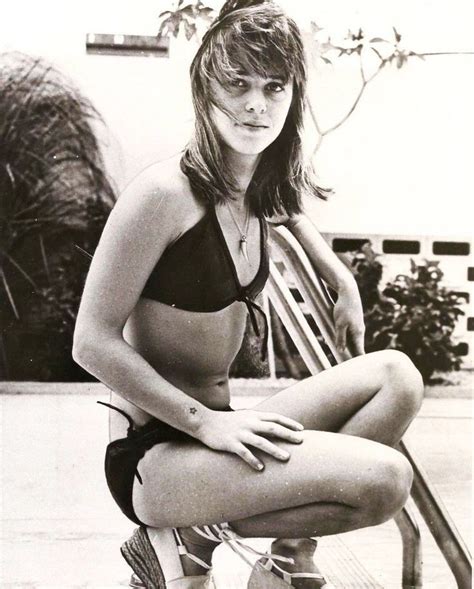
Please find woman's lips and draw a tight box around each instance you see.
[239,122,269,132]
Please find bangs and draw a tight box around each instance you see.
[208,34,292,84]
[199,6,304,86]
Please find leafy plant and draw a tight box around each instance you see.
[0,52,115,380]
[230,310,269,378]
[351,244,465,382]
[158,0,215,40]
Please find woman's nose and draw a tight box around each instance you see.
[245,91,267,114]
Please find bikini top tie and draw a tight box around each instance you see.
[141,204,269,359]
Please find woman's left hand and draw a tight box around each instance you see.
[333,286,366,356]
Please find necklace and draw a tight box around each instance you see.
[225,201,251,263]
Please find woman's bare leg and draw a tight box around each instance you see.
[244,349,423,585]
[253,349,424,446]
[133,350,422,581]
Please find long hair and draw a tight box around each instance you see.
[180,0,328,217]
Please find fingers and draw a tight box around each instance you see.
[225,411,307,470]
[233,443,264,471]
[259,412,304,431]
[351,329,366,356]
[335,323,347,354]
[257,421,304,444]
[244,433,291,462]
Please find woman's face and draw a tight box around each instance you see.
[209,70,293,159]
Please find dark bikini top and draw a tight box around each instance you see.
[76,204,270,358]
[141,205,270,358]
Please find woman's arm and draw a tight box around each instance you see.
[73,164,304,469]
[73,166,211,436]
[284,212,365,356]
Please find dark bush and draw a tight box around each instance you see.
[351,243,464,382]
[0,53,115,380]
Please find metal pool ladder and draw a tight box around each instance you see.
[266,224,472,589]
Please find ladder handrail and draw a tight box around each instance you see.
[267,224,472,589]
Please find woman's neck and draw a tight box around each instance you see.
[224,149,261,201]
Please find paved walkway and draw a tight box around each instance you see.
[0,383,471,588]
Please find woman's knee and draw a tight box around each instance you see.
[361,449,413,526]
[380,350,424,415]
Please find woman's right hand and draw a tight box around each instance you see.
[195,409,305,471]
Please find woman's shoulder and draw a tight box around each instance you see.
[121,154,194,204]
[120,154,200,217]
[265,211,300,226]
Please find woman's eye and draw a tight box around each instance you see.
[229,78,247,88]
[267,82,284,93]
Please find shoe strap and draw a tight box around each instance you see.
[188,523,325,583]
[172,528,212,571]
[190,523,295,570]
[191,524,224,543]
[261,556,325,584]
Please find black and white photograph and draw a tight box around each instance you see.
[0,1,472,587]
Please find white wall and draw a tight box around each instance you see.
[1,0,473,235]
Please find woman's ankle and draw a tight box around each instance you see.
[271,537,318,559]
[268,538,326,589]
[176,526,218,575]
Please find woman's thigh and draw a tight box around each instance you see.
[133,428,408,528]
[253,349,421,433]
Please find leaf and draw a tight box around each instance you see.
[158,14,181,38]
[199,7,215,17]
[181,6,196,17]
[370,37,386,43]
[311,21,324,35]
[184,19,197,41]
[158,21,169,38]
[397,53,406,68]
[393,26,402,43]
[320,56,333,65]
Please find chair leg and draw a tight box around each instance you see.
[394,506,423,588]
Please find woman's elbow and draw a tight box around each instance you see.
[72,322,93,367]
[72,316,122,368]
[72,318,106,368]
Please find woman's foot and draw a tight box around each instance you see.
[265,538,328,589]
[176,527,218,576]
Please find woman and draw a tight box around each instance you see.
[73,1,423,587]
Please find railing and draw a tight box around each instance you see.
[266,225,472,589]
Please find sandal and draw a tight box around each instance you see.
[121,526,216,588]
[247,552,335,589]
[190,525,323,588]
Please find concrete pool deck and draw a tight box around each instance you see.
[0,380,472,588]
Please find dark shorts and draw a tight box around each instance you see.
[101,402,233,525]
